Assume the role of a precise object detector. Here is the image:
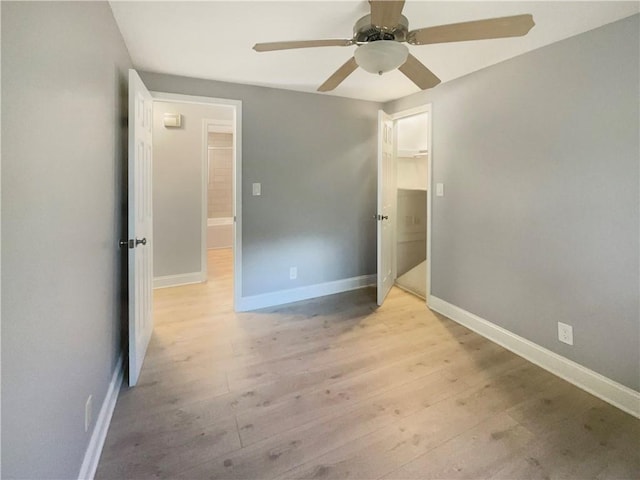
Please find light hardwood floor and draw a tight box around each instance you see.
[96,248,639,479]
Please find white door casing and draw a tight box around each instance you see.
[150,91,243,310]
[377,110,396,306]
[128,70,154,386]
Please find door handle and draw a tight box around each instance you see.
[376,215,389,220]
[119,238,146,248]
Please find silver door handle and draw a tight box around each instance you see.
[119,239,146,248]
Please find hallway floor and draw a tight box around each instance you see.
[96,248,639,479]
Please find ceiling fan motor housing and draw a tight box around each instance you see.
[353,14,410,43]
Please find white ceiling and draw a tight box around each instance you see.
[110,1,639,103]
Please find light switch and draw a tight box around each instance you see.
[436,183,444,197]
[252,183,261,196]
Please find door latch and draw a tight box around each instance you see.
[119,238,146,249]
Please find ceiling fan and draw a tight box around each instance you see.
[253,1,535,92]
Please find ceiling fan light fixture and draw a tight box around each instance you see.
[354,40,409,75]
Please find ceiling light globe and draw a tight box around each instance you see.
[354,40,409,75]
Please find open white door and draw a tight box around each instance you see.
[127,70,153,386]
[377,110,396,306]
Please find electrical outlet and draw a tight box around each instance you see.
[558,322,573,345]
[289,266,297,280]
[85,395,93,432]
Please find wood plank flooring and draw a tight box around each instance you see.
[96,248,640,479]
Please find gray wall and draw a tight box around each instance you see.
[141,72,380,296]
[385,15,640,390]
[152,101,233,277]
[1,2,132,477]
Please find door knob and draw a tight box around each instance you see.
[119,238,146,248]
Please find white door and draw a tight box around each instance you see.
[377,110,396,305]
[127,70,154,386]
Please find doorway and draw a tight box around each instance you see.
[150,92,243,310]
[376,104,432,307]
[394,110,429,300]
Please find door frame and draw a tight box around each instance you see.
[390,103,433,304]
[150,91,243,310]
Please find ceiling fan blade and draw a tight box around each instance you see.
[318,57,358,92]
[408,14,535,45]
[369,0,406,29]
[398,54,441,90]
[253,39,353,52]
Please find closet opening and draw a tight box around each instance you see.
[393,108,430,301]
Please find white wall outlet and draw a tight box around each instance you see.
[85,395,93,432]
[252,183,261,196]
[436,183,444,197]
[289,266,297,280]
[558,322,573,345]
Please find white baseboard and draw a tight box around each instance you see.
[428,296,640,419]
[236,274,376,312]
[78,354,124,480]
[153,271,206,289]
